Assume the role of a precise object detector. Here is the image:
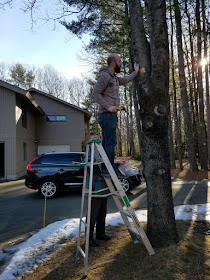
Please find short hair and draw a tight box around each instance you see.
[107,54,116,66]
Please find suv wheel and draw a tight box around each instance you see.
[39,179,59,198]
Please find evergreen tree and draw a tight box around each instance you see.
[25,70,35,88]
[10,63,35,89]
[10,63,26,87]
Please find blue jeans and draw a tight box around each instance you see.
[98,112,118,165]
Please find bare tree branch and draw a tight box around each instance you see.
[0,0,14,9]
[0,0,94,29]
[21,0,41,29]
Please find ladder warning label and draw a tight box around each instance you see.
[131,213,141,228]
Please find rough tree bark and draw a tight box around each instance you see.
[174,0,198,172]
[128,0,179,247]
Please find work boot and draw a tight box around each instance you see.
[96,234,111,241]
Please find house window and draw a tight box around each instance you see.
[23,142,27,161]
[22,106,27,128]
[46,115,67,122]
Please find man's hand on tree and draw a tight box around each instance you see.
[107,106,120,113]
[134,62,140,73]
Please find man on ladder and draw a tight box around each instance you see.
[75,55,143,277]
[90,53,140,246]
[93,53,140,178]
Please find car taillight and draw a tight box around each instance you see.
[27,156,39,171]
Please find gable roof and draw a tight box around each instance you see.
[0,80,92,119]
[28,88,92,119]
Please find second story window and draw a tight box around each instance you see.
[46,115,67,122]
[22,106,27,128]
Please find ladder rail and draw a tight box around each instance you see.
[84,142,95,276]
[76,144,89,259]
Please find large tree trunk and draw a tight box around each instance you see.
[174,0,198,172]
[128,0,179,247]
[196,0,208,170]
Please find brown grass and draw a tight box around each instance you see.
[9,159,210,279]
[21,221,210,280]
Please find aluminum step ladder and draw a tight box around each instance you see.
[75,137,155,277]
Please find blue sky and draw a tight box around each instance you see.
[0,1,91,79]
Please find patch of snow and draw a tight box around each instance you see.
[172,179,209,184]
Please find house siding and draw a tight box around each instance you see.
[31,92,85,151]
[0,88,16,179]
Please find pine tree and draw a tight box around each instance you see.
[10,63,35,89]
[10,63,26,87]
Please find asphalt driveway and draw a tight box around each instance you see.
[0,179,209,247]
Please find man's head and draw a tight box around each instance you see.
[107,53,122,74]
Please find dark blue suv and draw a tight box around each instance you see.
[25,152,85,198]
